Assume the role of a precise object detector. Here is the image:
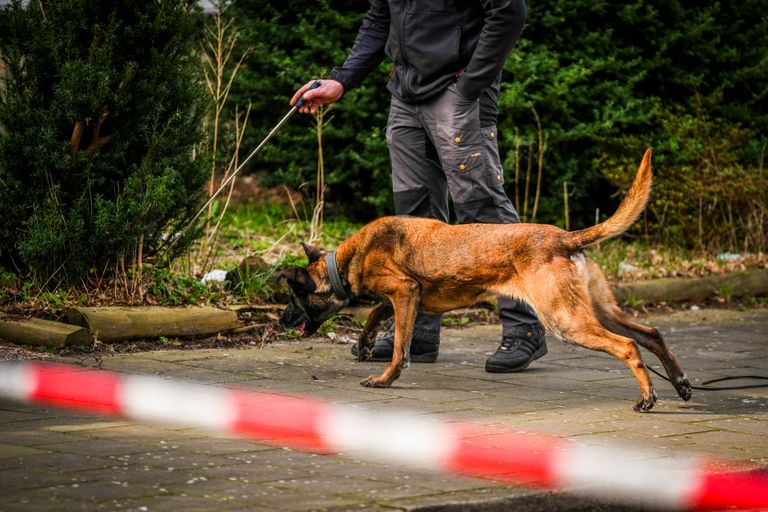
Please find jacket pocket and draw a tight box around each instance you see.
[436,122,486,206]
[437,124,484,174]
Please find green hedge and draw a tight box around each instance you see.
[0,0,210,281]
[229,0,767,250]
[225,0,391,220]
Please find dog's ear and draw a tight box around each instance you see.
[276,266,316,296]
[300,241,323,263]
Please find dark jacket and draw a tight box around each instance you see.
[329,0,527,122]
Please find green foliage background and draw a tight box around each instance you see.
[501,0,767,249]
[0,0,209,281]
[226,0,392,219]
[0,0,765,287]
[229,0,767,250]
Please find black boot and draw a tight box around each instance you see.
[485,325,547,373]
[351,326,440,363]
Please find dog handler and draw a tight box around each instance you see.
[291,0,546,373]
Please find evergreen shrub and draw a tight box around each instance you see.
[0,0,210,282]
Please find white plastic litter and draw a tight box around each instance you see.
[201,269,228,283]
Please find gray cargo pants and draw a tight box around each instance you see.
[386,84,542,342]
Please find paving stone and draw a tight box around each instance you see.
[392,486,541,510]
[134,349,235,363]
[0,443,50,459]
[693,415,768,435]
[0,307,766,511]
[122,494,270,512]
[0,407,45,423]
[33,479,164,504]
[0,426,83,447]
[2,498,86,512]
[44,420,133,433]
[3,451,114,473]
[35,438,184,459]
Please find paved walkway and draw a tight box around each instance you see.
[1,308,767,511]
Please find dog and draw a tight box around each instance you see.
[278,149,692,412]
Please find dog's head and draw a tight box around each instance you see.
[276,242,349,337]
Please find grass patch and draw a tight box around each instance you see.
[145,266,220,305]
[194,202,362,275]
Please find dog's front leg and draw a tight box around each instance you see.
[361,284,419,388]
[356,301,394,362]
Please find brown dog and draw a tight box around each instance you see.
[278,149,691,412]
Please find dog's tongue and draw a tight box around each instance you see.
[299,321,306,337]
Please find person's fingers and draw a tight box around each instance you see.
[290,80,316,106]
[298,100,314,114]
[301,86,323,102]
[292,80,344,113]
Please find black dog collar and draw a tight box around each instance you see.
[325,252,350,300]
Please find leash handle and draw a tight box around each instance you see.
[295,80,322,109]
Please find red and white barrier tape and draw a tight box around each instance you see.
[0,361,766,510]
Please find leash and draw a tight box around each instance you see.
[165,80,322,251]
[647,366,768,391]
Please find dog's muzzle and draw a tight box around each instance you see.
[280,298,323,337]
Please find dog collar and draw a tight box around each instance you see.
[325,252,350,300]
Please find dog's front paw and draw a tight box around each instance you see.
[360,375,390,388]
[675,375,692,401]
[357,346,372,362]
[633,390,658,413]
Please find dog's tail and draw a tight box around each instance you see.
[565,148,653,250]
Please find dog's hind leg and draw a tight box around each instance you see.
[360,280,419,388]
[584,259,692,401]
[564,320,657,411]
[527,267,657,411]
[598,309,692,403]
[357,301,394,362]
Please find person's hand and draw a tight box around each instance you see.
[290,79,345,114]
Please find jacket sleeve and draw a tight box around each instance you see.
[456,0,527,101]
[328,1,390,92]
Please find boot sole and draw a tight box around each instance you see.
[485,345,548,373]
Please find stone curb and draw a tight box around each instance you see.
[611,268,768,304]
